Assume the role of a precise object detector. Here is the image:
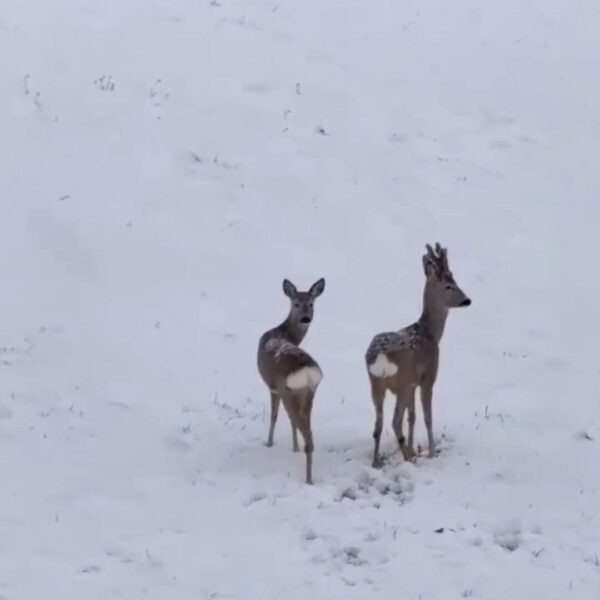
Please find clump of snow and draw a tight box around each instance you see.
[493,518,522,552]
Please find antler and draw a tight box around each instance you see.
[423,242,449,276]
[434,242,449,272]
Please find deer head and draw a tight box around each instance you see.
[282,278,326,329]
[422,243,471,309]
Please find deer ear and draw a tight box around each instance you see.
[282,279,297,298]
[309,278,325,298]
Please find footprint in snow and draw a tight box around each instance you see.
[163,435,192,453]
[105,548,135,564]
[79,565,101,574]
[244,491,267,506]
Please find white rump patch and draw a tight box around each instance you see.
[368,353,398,378]
[286,366,323,391]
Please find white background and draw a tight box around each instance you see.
[1,0,600,598]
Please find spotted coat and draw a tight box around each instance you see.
[365,323,421,365]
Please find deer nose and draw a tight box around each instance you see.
[300,316,312,324]
[460,298,472,307]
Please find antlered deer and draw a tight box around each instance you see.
[365,244,471,467]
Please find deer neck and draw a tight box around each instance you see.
[278,315,308,346]
[419,283,448,343]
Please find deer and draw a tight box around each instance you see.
[257,278,325,484]
[365,243,471,468]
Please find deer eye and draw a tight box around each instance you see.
[294,303,300,308]
[445,284,453,290]
[308,303,313,309]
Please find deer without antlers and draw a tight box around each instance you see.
[365,243,471,467]
[257,278,325,484]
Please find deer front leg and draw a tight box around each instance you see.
[420,383,435,457]
[266,391,280,447]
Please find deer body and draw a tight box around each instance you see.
[257,278,325,484]
[366,244,470,467]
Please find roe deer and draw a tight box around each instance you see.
[365,243,471,467]
[257,278,325,484]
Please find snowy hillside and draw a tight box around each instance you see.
[2,0,600,598]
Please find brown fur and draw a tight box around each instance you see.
[365,244,470,467]
[257,278,325,484]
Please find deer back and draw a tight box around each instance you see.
[258,333,321,390]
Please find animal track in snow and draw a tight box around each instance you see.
[0,339,35,367]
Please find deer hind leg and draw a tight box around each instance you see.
[406,387,416,458]
[266,391,280,447]
[279,389,314,484]
[393,387,414,461]
[296,390,315,485]
[291,424,299,452]
[370,377,386,468]
[283,389,314,484]
[420,383,435,457]
[279,391,300,452]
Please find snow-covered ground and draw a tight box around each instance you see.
[1,0,600,597]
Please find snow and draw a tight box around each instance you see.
[1,0,600,598]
